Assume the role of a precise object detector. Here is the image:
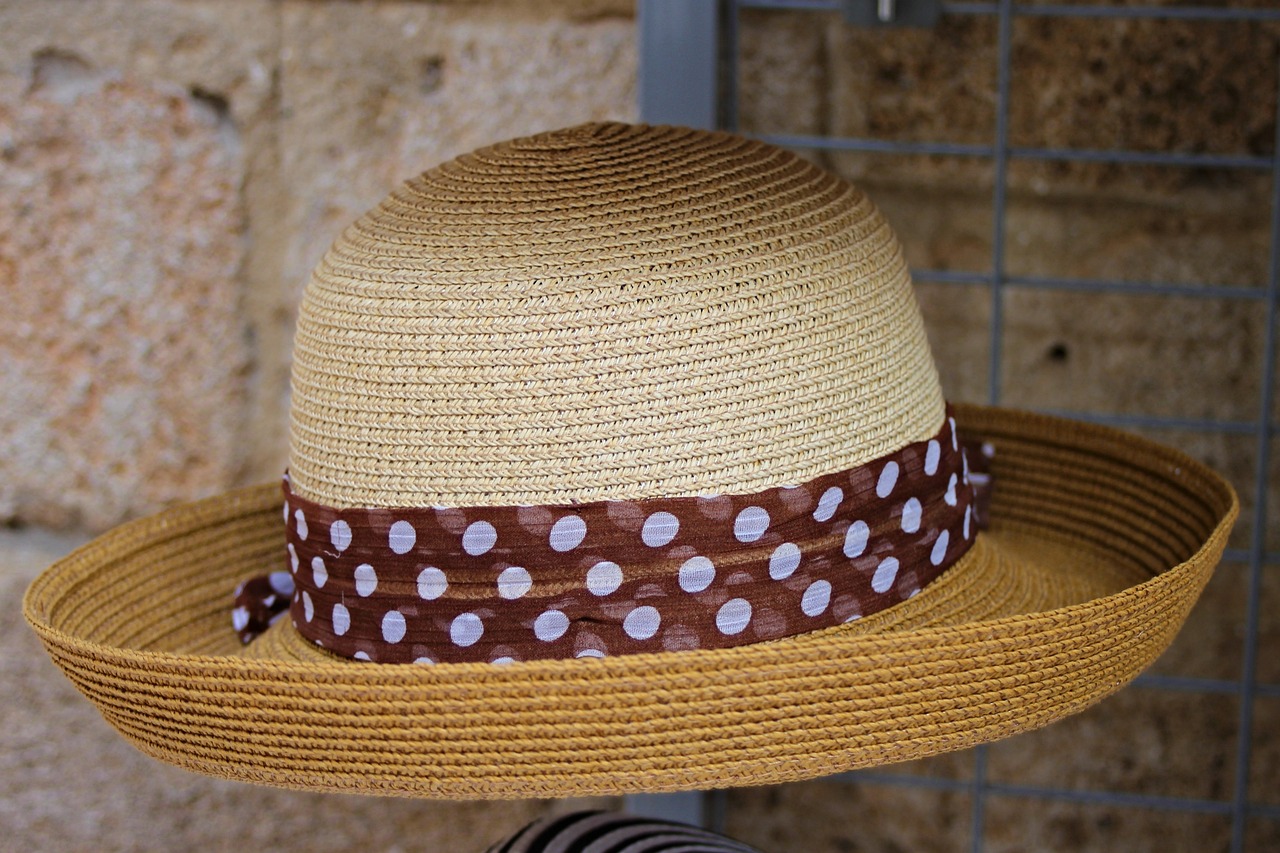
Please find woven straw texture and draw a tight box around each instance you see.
[288,122,944,509]
[24,405,1236,799]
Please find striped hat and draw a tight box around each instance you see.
[486,811,762,853]
[24,123,1236,799]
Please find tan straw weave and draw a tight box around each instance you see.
[24,123,1237,799]
[288,122,942,509]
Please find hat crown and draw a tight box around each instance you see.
[288,123,944,509]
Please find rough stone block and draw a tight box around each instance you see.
[983,796,1232,853]
[738,10,1280,199]
[828,13,998,147]
[1007,16,1279,190]
[1252,696,1280,807]
[0,64,249,530]
[726,778,972,852]
[999,289,1263,422]
[1257,566,1280,686]
[1002,165,1272,288]
[0,0,281,530]
[1248,817,1280,852]
[1268,440,1280,555]
[914,281,993,404]
[736,11,830,137]
[986,688,1238,801]
[1149,560,1249,683]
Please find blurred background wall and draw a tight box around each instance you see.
[1,1,1276,850]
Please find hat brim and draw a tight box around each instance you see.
[23,404,1237,799]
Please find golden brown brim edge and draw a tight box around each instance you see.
[22,405,1237,799]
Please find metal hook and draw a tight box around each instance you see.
[843,0,941,28]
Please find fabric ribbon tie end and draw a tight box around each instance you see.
[232,571,294,644]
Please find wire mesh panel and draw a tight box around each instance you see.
[637,2,1279,850]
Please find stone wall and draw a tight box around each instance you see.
[1,1,1276,850]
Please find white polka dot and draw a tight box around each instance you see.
[548,515,587,552]
[964,505,973,539]
[877,462,899,498]
[769,542,802,580]
[843,521,870,559]
[678,555,716,593]
[813,486,843,522]
[801,580,832,617]
[716,598,753,635]
[231,606,249,633]
[287,543,299,573]
[332,603,350,636]
[294,509,308,540]
[575,648,606,659]
[949,416,958,450]
[497,565,532,600]
[623,605,661,640]
[901,497,922,534]
[414,656,436,665]
[302,591,314,622]
[931,530,950,566]
[283,501,289,523]
[353,651,371,661]
[389,520,416,555]
[641,512,680,547]
[268,571,294,596]
[382,610,406,643]
[944,473,958,506]
[534,610,570,642]
[450,612,484,647]
[354,563,377,597]
[462,520,497,556]
[311,557,328,589]
[924,439,941,476]
[329,519,352,553]
[490,656,515,665]
[872,557,900,594]
[733,506,770,543]
[586,561,623,596]
[417,566,447,600]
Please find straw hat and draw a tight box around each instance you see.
[25,122,1236,800]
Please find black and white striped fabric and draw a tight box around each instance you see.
[485,810,766,853]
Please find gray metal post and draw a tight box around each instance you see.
[637,0,721,128]
[626,0,722,827]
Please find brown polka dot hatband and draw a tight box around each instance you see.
[24,124,1236,800]
[256,409,985,664]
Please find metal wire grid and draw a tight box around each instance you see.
[633,2,1280,850]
